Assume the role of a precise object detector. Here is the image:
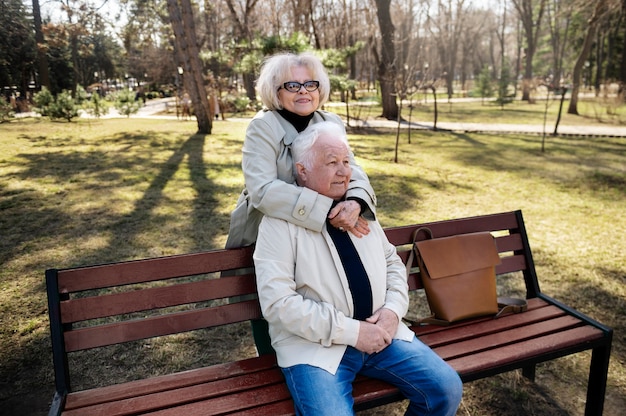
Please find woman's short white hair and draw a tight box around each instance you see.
[292,122,350,170]
[256,52,331,111]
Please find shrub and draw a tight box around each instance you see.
[51,90,79,121]
[113,88,142,117]
[32,87,55,117]
[0,96,14,122]
[32,87,79,121]
[83,92,110,118]
[222,94,251,113]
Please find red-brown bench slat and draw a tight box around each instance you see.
[143,382,292,416]
[434,315,585,360]
[414,300,566,345]
[64,355,278,410]
[58,246,255,292]
[60,273,257,323]
[446,325,606,376]
[64,299,262,351]
[64,368,286,416]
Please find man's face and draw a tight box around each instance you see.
[297,134,351,200]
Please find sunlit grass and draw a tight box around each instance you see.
[327,93,626,126]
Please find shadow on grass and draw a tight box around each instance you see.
[1,128,243,414]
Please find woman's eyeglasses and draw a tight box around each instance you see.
[280,81,320,93]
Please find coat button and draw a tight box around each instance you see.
[298,208,305,216]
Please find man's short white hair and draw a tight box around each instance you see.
[292,122,350,170]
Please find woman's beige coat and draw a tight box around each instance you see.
[254,216,415,375]
[226,110,376,248]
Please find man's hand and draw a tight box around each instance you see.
[366,308,399,339]
[355,321,391,354]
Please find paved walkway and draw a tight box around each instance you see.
[18,97,626,137]
[347,118,626,137]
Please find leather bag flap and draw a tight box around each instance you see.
[416,232,501,279]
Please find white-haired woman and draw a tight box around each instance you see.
[226,52,376,248]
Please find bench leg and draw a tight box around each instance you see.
[584,344,611,416]
[521,365,536,381]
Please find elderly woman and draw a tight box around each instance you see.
[254,122,463,416]
[226,52,376,249]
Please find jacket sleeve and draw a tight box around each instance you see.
[242,114,332,232]
[242,112,376,233]
[254,217,361,348]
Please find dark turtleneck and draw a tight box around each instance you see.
[278,108,315,133]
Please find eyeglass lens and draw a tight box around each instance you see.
[283,81,319,92]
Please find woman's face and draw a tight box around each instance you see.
[278,65,320,116]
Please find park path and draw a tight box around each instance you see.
[17,96,626,137]
[140,97,626,138]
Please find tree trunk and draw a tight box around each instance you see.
[568,0,607,115]
[374,0,398,120]
[31,0,50,90]
[512,0,547,101]
[619,0,626,94]
[166,0,212,134]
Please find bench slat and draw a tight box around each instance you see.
[445,325,606,376]
[435,315,585,360]
[383,211,520,246]
[64,300,262,352]
[414,300,564,345]
[60,274,257,323]
[225,400,295,416]
[64,368,286,416]
[142,382,292,416]
[64,355,278,410]
[58,246,255,292]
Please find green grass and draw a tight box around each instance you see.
[0,115,624,415]
[328,94,626,126]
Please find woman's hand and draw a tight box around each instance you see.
[328,200,370,237]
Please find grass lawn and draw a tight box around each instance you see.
[330,93,626,127]
[0,114,624,415]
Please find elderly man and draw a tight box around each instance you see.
[253,121,462,416]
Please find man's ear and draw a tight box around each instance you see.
[295,162,307,183]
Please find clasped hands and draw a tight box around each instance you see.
[328,200,370,237]
[355,308,399,355]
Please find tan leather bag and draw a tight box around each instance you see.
[407,228,504,325]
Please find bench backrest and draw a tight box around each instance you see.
[46,209,538,394]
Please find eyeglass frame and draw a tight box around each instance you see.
[279,80,320,93]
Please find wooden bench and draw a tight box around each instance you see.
[46,210,613,416]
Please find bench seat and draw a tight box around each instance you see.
[55,300,608,416]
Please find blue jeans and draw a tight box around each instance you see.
[281,337,462,416]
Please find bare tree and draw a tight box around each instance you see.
[620,0,626,95]
[568,0,609,114]
[427,0,469,100]
[32,0,51,90]
[166,0,212,134]
[224,0,259,101]
[511,0,547,101]
[373,0,399,120]
[545,0,572,88]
